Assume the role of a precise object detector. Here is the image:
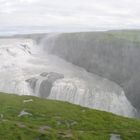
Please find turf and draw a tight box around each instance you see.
[0,92,140,140]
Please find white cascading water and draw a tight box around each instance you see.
[0,39,34,95]
[0,37,138,118]
[49,78,136,117]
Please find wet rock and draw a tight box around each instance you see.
[39,72,64,97]
[26,72,64,98]
[46,72,64,81]
[39,79,52,97]
[26,78,38,92]
[40,72,48,77]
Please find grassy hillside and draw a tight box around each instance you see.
[0,93,140,140]
[108,30,140,42]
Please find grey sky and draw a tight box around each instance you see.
[0,0,140,31]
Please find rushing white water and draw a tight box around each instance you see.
[49,78,137,117]
[0,39,34,95]
[0,38,138,117]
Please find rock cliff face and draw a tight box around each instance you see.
[26,72,64,97]
[40,31,140,110]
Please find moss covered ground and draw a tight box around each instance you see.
[0,92,140,140]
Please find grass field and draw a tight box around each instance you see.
[0,92,140,140]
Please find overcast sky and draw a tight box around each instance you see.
[0,0,140,32]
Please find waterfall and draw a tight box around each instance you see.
[0,39,35,95]
[49,78,137,117]
[26,72,137,118]
[0,31,139,118]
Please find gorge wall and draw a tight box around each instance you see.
[40,30,140,111]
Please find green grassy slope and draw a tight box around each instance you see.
[108,30,140,41]
[0,92,140,140]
